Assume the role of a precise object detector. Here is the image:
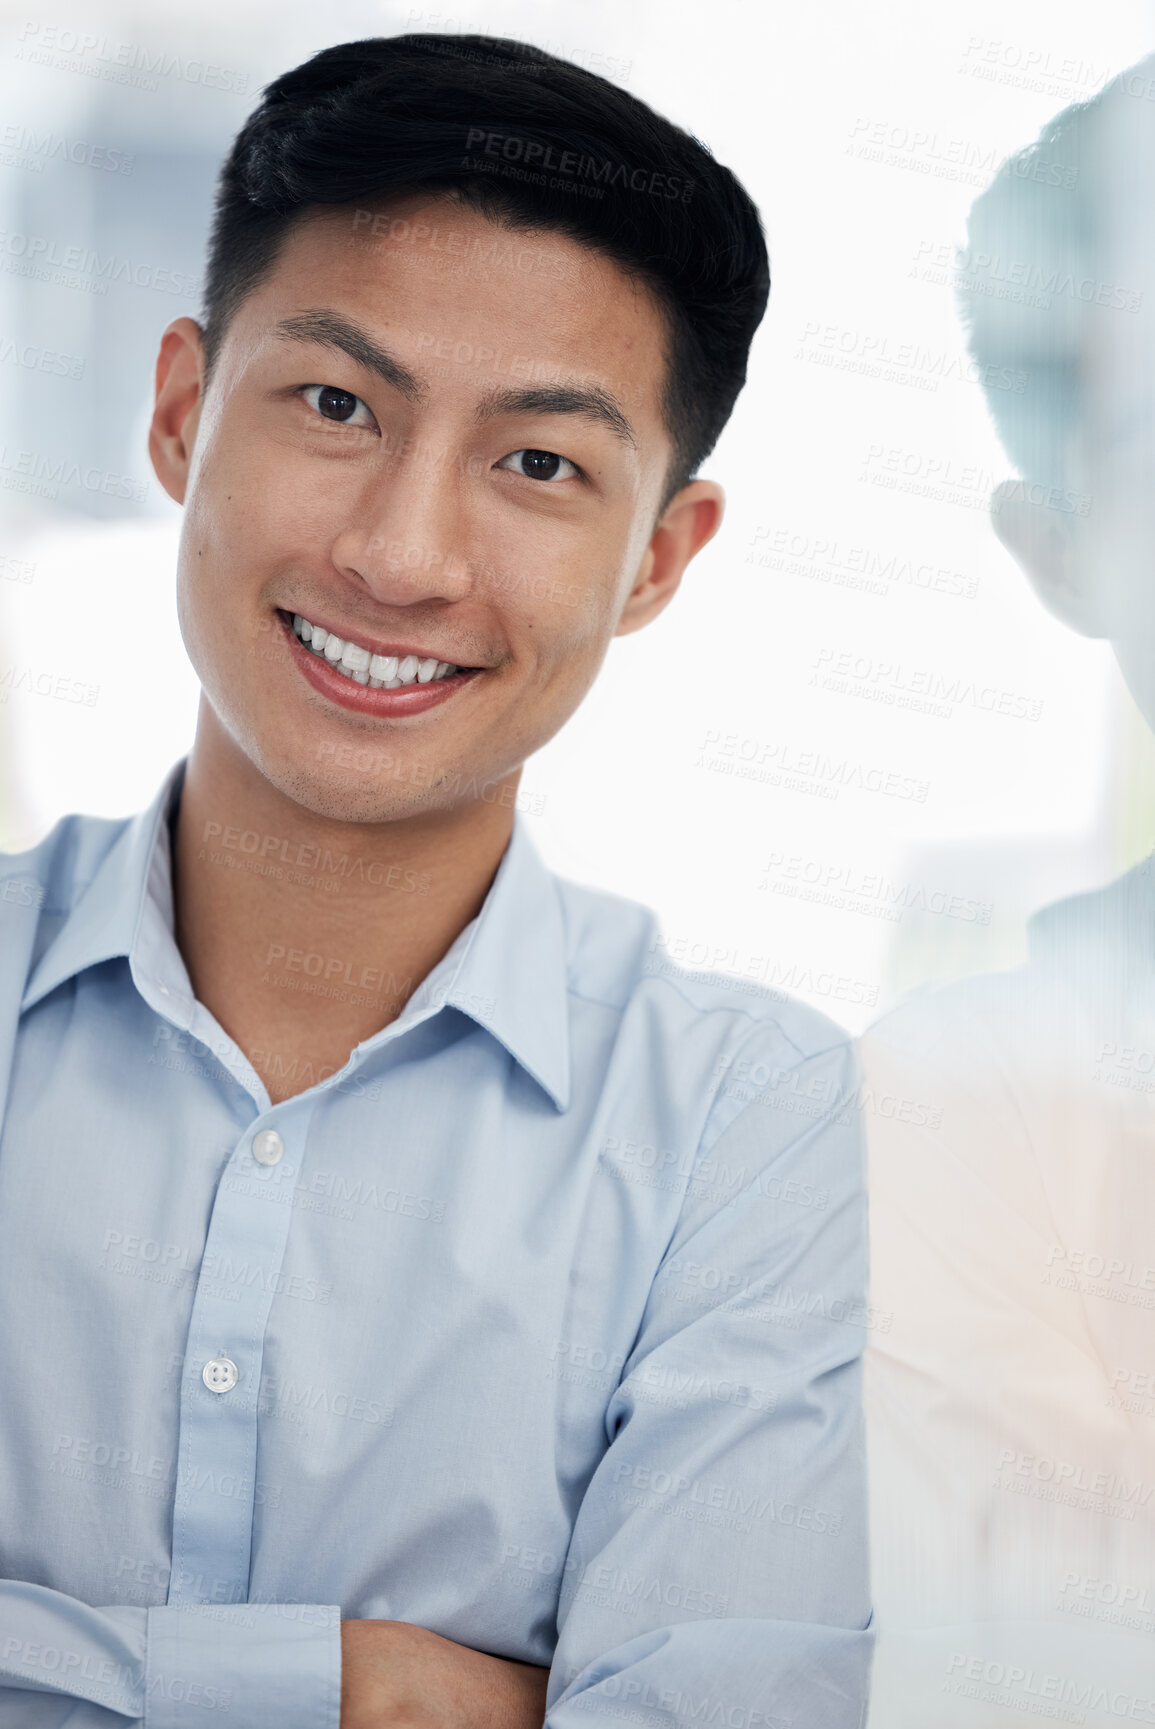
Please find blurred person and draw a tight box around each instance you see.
[862,54,1155,1729]
[0,33,872,1729]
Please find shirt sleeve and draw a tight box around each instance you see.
[0,1584,341,1727]
[545,1031,874,1729]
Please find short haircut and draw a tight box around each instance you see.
[960,53,1155,493]
[200,33,771,509]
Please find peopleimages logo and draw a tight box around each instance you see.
[944,1652,1155,1722]
[0,124,134,174]
[994,1446,1153,1522]
[0,230,197,297]
[14,23,250,92]
[461,129,696,202]
[759,851,993,925]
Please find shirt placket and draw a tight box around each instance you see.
[167,1086,312,1607]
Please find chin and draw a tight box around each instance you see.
[256,740,468,828]
[269,760,417,825]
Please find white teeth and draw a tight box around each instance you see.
[290,612,464,691]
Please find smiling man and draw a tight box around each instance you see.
[0,33,872,1729]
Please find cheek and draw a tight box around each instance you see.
[527,532,642,644]
[509,606,618,731]
[185,454,299,603]
[521,581,617,667]
[183,442,248,569]
[176,484,268,685]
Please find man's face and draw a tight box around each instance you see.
[988,118,1155,736]
[154,192,696,823]
[998,294,1155,734]
[1076,287,1155,731]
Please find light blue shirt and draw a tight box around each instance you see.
[0,756,872,1728]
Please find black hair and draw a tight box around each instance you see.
[200,33,770,507]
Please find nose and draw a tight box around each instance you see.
[329,444,476,607]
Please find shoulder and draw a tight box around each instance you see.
[866,865,1155,1068]
[553,870,852,1075]
[1,809,128,910]
[0,809,130,979]
[1026,863,1155,1004]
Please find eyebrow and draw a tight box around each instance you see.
[476,383,636,448]
[273,309,425,402]
[274,308,637,448]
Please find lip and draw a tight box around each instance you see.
[277,610,482,717]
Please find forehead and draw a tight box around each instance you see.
[232,191,667,430]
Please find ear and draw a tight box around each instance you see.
[990,478,1104,637]
[148,317,208,507]
[614,479,725,638]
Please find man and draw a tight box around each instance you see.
[862,57,1155,1728]
[0,34,872,1729]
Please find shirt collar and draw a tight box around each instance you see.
[21,757,571,1112]
[433,808,571,1111]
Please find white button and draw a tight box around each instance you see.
[252,1130,284,1166]
[202,1356,239,1393]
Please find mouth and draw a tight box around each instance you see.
[276,608,484,716]
[284,609,472,688]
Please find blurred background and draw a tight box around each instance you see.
[2,0,1153,1031]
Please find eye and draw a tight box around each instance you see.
[300,385,378,430]
[496,448,580,483]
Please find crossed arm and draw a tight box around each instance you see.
[339,1621,548,1729]
[1,1036,871,1728]
[341,1034,874,1729]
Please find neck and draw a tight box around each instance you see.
[170,702,519,1101]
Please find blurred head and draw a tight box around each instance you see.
[149,35,770,824]
[961,54,1155,729]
